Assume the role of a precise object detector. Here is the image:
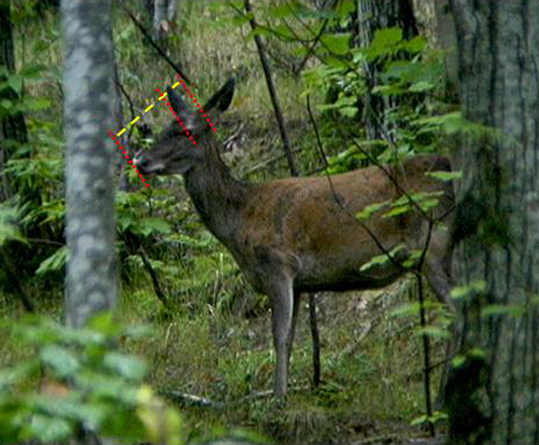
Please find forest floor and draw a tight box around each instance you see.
[119,277,449,444]
[0,277,449,444]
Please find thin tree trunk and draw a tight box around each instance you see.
[243,0,298,176]
[0,0,34,312]
[62,0,117,328]
[0,0,28,202]
[356,0,418,141]
[446,1,539,443]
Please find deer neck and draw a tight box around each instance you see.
[183,140,249,245]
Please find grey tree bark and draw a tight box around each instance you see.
[433,0,458,90]
[154,0,178,44]
[356,0,418,142]
[61,0,118,328]
[446,1,539,443]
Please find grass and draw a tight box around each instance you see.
[0,269,448,443]
[1,1,449,442]
[112,276,447,443]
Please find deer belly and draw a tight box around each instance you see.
[293,256,404,293]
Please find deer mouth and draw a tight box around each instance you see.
[138,163,165,175]
[133,153,165,175]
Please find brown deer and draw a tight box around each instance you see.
[134,79,456,397]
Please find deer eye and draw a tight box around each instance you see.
[165,126,181,139]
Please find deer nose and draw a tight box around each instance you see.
[133,151,149,172]
[133,150,144,166]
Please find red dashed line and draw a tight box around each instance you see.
[107,131,150,188]
[108,74,221,188]
[176,75,218,132]
[157,87,198,147]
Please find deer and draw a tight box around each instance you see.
[134,78,456,398]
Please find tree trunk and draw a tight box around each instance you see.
[446,1,539,443]
[154,0,178,47]
[0,0,28,202]
[0,0,35,312]
[61,0,118,328]
[356,0,418,141]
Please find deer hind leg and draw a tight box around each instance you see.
[267,274,294,397]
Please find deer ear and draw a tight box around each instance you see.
[203,78,235,114]
[167,87,186,115]
[167,86,197,131]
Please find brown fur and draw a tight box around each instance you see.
[135,81,455,397]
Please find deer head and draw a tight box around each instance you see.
[135,78,235,175]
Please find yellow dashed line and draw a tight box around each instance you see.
[172,81,180,89]
[114,88,173,137]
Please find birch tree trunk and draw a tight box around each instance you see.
[446,1,539,443]
[61,0,117,328]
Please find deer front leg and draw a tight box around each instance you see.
[269,276,294,397]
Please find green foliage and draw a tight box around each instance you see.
[359,244,406,273]
[410,410,448,427]
[0,313,184,444]
[302,24,457,169]
[0,203,26,246]
[450,280,487,301]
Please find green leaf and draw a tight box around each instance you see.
[23,97,51,111]
[356,200,390,220]
[103,352,147,381]
[451,280,487,300]
[268,2,298,18]
[359,253,390,272]
[0,362,38,390]
[426,170,463,181]
[40,345,80,378]
[382,205,410,219]
[87,312,121,337]
[25,414,73,442]
[7,74,23,94]
[415,112,486,136]
[335,0,356,16]
[0,205,26,246]
[402,249,422,268]
[481,304,524,318]
[36,246,67,275]
[366,27,403,60]
[135,217,171,236]
[390,302,421,318]
[452,355,466,368]
[403,36,427,53]
[410,414,428,426]
[229,12,253,26]
[338,106,357,118]
[320,33,351,55]
[76,372,138,404]
[359,244,405,272]
[409,81,433,92]
[413,326,450,340]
